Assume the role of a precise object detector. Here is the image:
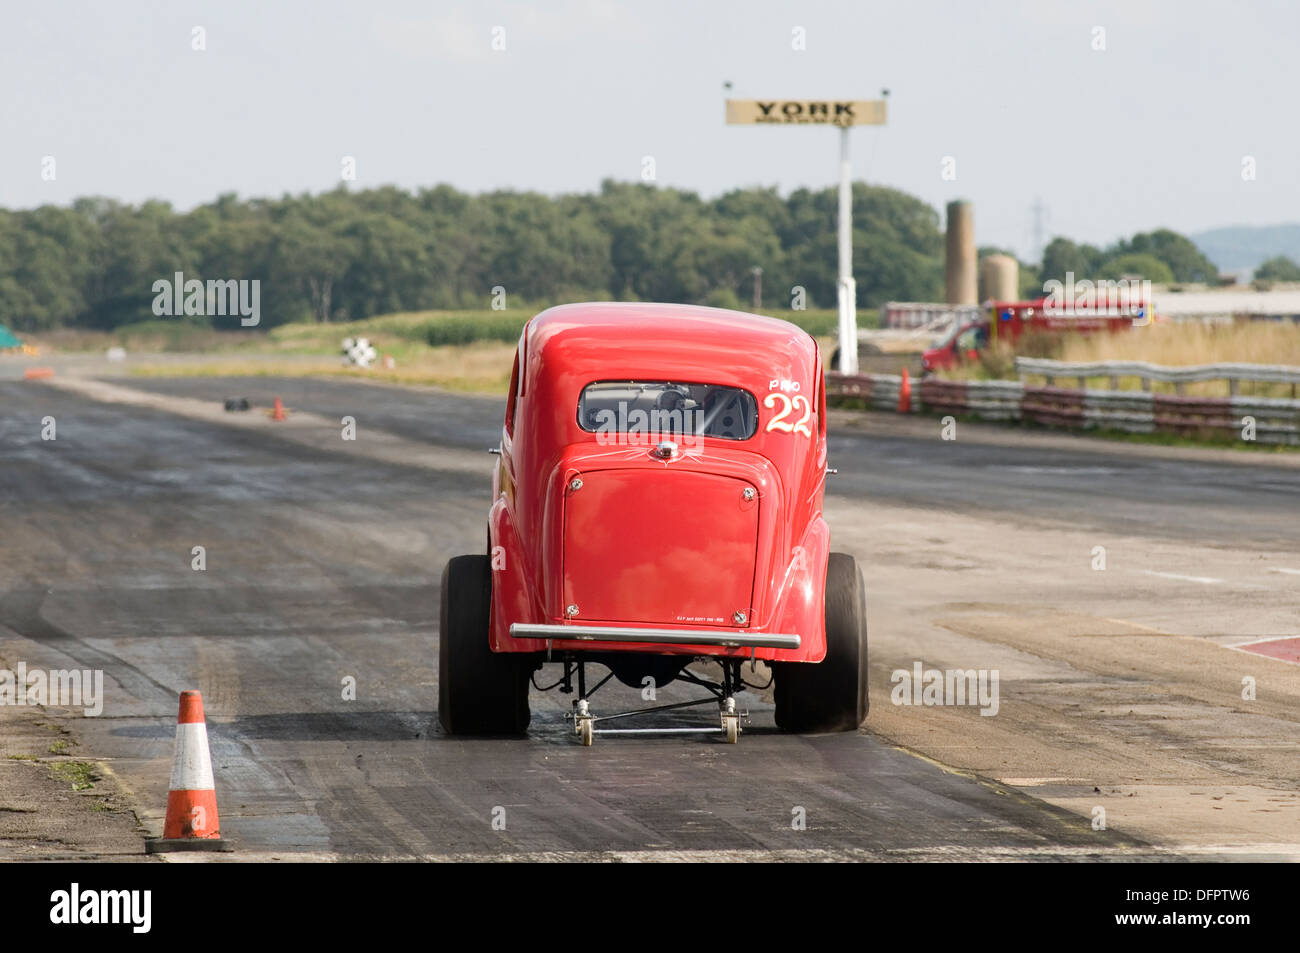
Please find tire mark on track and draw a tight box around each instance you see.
[0,589,179,702]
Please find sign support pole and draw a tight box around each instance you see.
[836,125,857,375]
[724,98,885,378]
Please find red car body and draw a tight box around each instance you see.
[439,302,868,741]
[489,302,829,663]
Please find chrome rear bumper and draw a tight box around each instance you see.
[509,623,800,650]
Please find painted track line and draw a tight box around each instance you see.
[1139,570,1223,585]
[1227,635,1300,665]
[155,844,1300,862]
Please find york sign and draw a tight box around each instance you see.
[725,99,887,127]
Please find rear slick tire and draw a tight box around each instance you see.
[772,552,869,732]
[438,555,531,735]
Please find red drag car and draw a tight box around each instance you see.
[438,303,868,743]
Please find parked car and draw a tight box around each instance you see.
[921,319,991,373]
[439,302,868,744]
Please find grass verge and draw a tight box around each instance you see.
[48,761,96,792]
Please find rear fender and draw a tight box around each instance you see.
[487,498,537,653]
[768,517,829,662]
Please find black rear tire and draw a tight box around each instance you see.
[772,552,869,732]
[438,555,531,735]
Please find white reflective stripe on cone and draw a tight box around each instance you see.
[169,722,215,790]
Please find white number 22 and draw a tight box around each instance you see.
[764,393,813,437]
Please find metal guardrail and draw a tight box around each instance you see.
[1015,358,1300,393]
[963,381,1023,421]
[825,368,1300,445]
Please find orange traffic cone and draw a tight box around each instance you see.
[898,367,912,414]
[145,691,229,853]
[271,396,287,421]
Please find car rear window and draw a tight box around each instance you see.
[578,381,758,441]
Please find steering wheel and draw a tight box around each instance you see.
[656,386,687,413]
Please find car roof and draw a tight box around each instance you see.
[525,302,819,391]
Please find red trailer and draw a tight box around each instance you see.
[921,298,1148,374]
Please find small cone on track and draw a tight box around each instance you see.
[898,367,912,413]
[270,396,287,421]
[145,691,230,853]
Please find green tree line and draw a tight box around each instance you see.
[0,179,1217,333]
[1254,256,1300,282]
[1038,230,1220,287]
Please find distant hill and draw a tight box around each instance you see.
[1191,224,1300,276]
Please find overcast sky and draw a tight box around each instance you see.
[3,0,1296,259]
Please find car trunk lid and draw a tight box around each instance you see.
[562,468,758,627]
